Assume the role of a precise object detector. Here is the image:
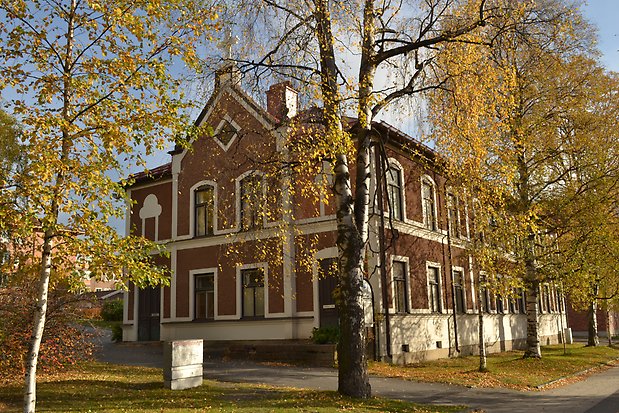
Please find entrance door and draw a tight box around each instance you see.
[138,286,160,341]
[318,258,339,328]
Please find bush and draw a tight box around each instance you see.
[0,282,94,383]
[311,326,339,344]
[101,299,123,322]
[111,322,123,342]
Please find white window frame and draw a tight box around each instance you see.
[188,267,219,320]
[189,180,218,237]
[421,175,438,231]
[235,170,266,231]
[213,114,241,152]
[426,261,443,314]
[390,255,410,314]
[452,265,467,314]
[386,158,406,221]
[236,262,270,319]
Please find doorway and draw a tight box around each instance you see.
[137,286,160,341]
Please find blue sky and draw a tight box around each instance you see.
[582,0,619,71]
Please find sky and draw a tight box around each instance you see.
[582,0,619,72]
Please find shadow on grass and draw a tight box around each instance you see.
[0,364,461,413]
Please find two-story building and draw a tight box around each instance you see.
[122,64,567,363]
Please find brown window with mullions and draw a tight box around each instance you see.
[242,268,265,317]
[195,273,214,320]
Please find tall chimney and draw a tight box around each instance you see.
[266,81,298,120]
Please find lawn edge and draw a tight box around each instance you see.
[534,358,619,390]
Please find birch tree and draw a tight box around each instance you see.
[0,1,218,411]
[429,1,599,358]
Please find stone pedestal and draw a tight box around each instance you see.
[564,328,573,345]
[163,339,203,390]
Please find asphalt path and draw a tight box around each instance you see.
[94,332,619,413]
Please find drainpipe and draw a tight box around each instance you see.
[441,178,460,354]
[374,143,392,360]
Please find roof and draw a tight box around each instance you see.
[128,162,172,187]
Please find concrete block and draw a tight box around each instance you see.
[564,328,573,344]
[163,340,203,390]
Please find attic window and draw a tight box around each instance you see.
[214,117,240,151]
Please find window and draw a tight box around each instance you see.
[392,260,408,313]
[387,166,403,220]
[453,270,465,313]
[195,273,215,320]
[240,174,263,230]
[518,289,526,314]
[421,178,437,230]
[242,268,264,317]
[195,185,214,236]
[447,193,461,238]
[496,294,504,314]
[428,266,441,313]
[216,120,237,147]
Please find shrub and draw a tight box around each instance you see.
[311,326,339,344]
[101,299,123,322]
[111,322,123,342]
[0,282,94,383]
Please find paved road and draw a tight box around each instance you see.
[94,333,619,413]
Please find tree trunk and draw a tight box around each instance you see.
[523,277,541,358]
[477,275,487,371]
[23,234,53,413]
[606,308,612,347]
[314,0,371,398]
[587,299,599,347]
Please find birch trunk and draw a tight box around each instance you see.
[477,276,487,371]
[523,275,541,358]
[606,308,613,346]
[588,299,599,347]
[314,0,370,398]
[23,234,53,413]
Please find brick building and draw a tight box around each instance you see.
[122,64,567,362]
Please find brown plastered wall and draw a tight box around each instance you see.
[177,91,279,237]
[129,182,172,241]
[294,231,337,313]
[175,238,284,318]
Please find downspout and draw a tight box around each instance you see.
[441,178,460,353]
[374,143,392,360]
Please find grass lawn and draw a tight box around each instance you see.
[369,343,619,390]
[0,362,462,413]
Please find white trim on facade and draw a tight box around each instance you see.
[236,262,269,319]
[426,261,443,314]
[386,157,407,221]
[389,255,411,313]
[420,174,439,231]
[188,267,219,320]
[213,114,241,152]
[188,180,218,237]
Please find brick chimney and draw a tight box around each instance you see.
[266,81,298,120]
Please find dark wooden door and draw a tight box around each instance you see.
[318,258,339,328]
[138,286,160,341]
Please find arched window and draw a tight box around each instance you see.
[240,173,264,230]
[194,185,214,236]
[447,193,461,238]
[387,164,404,221]
[421,177,437,230]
